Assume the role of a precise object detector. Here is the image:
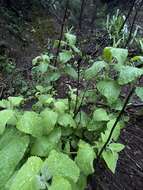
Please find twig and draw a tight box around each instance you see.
[0,85,4,99]
[119,0,136,34]
[124,8,138,47]
[126,103,143,108]
[73,58,82,115]
[125,0,143,47]
[95,86,135,168]
[54,0,69,67]
[73,81,90,119]
[88,86,135,190]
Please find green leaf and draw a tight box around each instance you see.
[64,64,78,79]
[40,109,58,135]
[75,111,88,128]
[0,110,14,134]
[76,174,87,190]
[0,99,10,108]
[105,47,128,64]
[106,119,121,141]
[35,85,45,93]
[71,45,81,53]
[102,150,118,173]
[96,120,123,150]
[32,54,50,74]
[109,99,124,111]
[32,54,50,66]
[0,127,22,150]
[97,80,121,103]
[64,141,71,154]
[59,50,72,64]
[16,111,43,137]
[39,164,52,186]
[31,175,47,190]
[0,135,29,189]
[54,101,68,114]
[118,66,143,85]
[103,47,112,62]
[5,171,18,190]
[131,55,143,63]
[65,32,76,46]
[7,111,22,126]
[38,63,49,73]
[84,90,97,103]
[93,108,109,121]
[62,128,73,137]
[31,128,61,157]
[49,176,72,190]
[8,97,24,107]
[46,71,61,82]
[10,157,43,190]
[87,120,104,132]
[44,150,80,183]
[85,61,107,80]
[38,94,54,105]
[75,140,95,175]
[54,40,67,48]
[135,87,143,101]
[58,113,76,128]
[108,143,125,152]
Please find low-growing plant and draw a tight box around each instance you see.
[0,32,143,190]
[106,9,140,48]
[135,37,143,53]
[0,55,15,75]
[32,30,80,89]
[106,9,128,47]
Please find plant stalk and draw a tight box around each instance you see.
[73,58,82,115]
[119,0,136,34]
[95,86,135,166]
[54,0,69,67]
[88,86,135,190]
[78,0,86,30]
[125,0,143,47]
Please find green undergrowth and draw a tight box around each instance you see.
[0,31,143,190]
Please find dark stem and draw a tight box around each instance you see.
[78,0,86,30]
[125,0,143,48]
[68,94,71,112]
[90,0,97,26]
[73,58,82,115]
[89,85,135,190]
[73,81,90,119]
[95,86,135,167]
[124,8,138,47]
[54,0,69,67]
[119,0,136,34]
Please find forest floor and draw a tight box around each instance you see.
[0,5,143,190]
[94,117,143,190]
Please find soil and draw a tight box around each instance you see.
[0,3,143,190]
[94,117,143,190]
